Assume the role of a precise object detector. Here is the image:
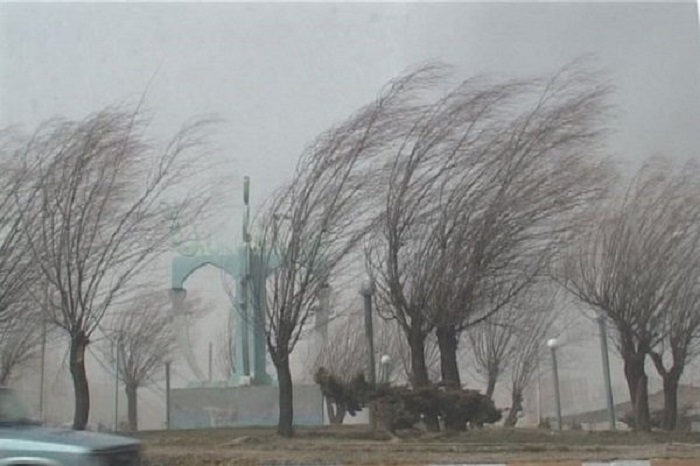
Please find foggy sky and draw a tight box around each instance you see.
[2,2,699,205]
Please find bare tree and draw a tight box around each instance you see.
[252,67,434,437]
[102,292,174,432]
[0,303,44,385]
[365,68,513,396]
[467,306,520,400]
[311,313,366,424]
[0,135,37,325]
[429,62,610,388]
[649,283,700,430]
[13,108,216,429]
[215,312,236,381]
[367,60,611,402]
[503,297,557,427]
[466,285,559,427]
[311,309,412,424]
[562,159,696,431]
[645,162,700,430]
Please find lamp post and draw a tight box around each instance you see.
[359,277,376,429]
[547,338,562,431]
[596,312,616,430]
[165,360,171,430]
[379,354,392,384]
[113,332,121,432]
[359,278,376,386]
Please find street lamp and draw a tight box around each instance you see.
[359,278,376,386]
[165,359,172,430]
[379,354,392,384]
[547,338,562,431]
[112,332,122,432]
[596,312,616,430]
[359,276,376,429]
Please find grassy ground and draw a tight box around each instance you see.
[136,425,700,465]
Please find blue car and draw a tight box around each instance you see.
[0,387,141,465]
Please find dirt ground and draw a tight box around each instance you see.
[136,425,700,465]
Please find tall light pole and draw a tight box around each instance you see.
[359,277,376,429]
[597,312,616,430]
[39,315,47,421]
[113,333,121,432]
[536,356,542,427]
[547,338,562,431]
[359,277,376,386]
[165,361,171,430]
[379,354,392,384]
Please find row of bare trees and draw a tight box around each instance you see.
[0,108,218,430]
[563,160,700,431]
[254,59,700,436]
[4,59,697,437]
[251,59,621,436]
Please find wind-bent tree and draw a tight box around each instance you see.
[644,162,700,430]
[310,313,366,424]
[562,160,696,431]
[253,67,435,437]
[310,310,408,424]
[0,304,44,385]
[102,292,174,432]
[365,70,519,394]
[467,306,520,400]
[367,60,611,398]
[13,108,215,429]
[429,63,610,388]
[0,139,36,324]
[503,296,557,427]
[467,287,558,425]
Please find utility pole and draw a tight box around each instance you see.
[360,277,376,429]
[536,356,542,427]
[165,361,171,430]
[113,334,120,432]
[39,317,47,421]
[208,342,213,383]
[597,313,616,430]
[39,286,49,421]
[547,338,562,431]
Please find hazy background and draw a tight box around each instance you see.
[1,1,699,429]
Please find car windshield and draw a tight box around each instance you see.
[0,388,32,424]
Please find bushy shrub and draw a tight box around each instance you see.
[315,367,502,432]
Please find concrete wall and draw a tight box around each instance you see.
[171,384,323,429]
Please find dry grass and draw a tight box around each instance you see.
[135,425,700,465]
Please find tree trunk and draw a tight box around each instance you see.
[408,330,430,387]
[623,356,638,411]
[326,397,346,425]
[661,372,680,431]
[274,356,294,437]
[70,331,90,431]
[436,325,461,387]
[504,390,523,427]
[623,353,651,431]
[485,375,497,400]
[649,350,684,432]
[407,329,440,432]
[633,371,651,431]
[125,384,138,432]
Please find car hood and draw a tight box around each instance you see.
[0,425,140,451]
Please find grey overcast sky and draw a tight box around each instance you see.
[2,2,700,211]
